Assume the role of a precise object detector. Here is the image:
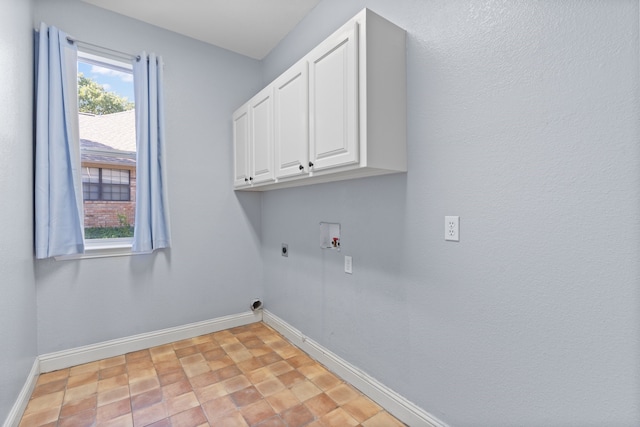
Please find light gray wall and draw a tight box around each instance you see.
[33,0,264,354]
[10,1,640,426]
[0,0,38,422]
[261,1,640,426]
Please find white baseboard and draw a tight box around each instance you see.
[39,311,262,373]
[3,358,39,427]
[263,310,447,427]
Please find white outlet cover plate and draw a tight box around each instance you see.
[445,216,459,241]
[344,256,353,274]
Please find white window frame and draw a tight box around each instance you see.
[55,50,145,260]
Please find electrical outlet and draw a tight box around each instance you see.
[445,216,459,241]
[344,256,353,274]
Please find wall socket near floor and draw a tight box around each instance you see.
[344,256,353,274]
[445,216,459,241]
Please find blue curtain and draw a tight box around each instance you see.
[35,23,84,259]
[132,52,171,253]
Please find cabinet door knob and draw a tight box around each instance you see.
[244,178,248,182]
[249,177,253,181]
[299,165,304,170]
[309,162,314,167]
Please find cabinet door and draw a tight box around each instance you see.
[250,88,275,184]
[274,61,309,179]
[308,21,359,171]
[232,105,250,187]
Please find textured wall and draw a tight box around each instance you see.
[0,0,38,422]
[32,0,264,354]
[261,1,640,426]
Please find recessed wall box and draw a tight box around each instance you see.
[320,222,340,250]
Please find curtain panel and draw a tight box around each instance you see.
[132,52,171,253]
[34,23,84,259]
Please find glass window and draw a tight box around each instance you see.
[78,52,136,241]
[82,167,131,201]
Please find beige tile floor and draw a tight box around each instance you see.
[19,322,406,427]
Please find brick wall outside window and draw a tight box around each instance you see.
[83,168,136,228]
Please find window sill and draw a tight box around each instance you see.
[54,238,151,261]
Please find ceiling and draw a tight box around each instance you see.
[81,0,322,60]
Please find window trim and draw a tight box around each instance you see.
[55,238,143,260]
[58,50,139,261]
[78,51,133,75]
[76,47,136,261]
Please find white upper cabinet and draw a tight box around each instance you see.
[233,87,275,188]
[308,21,359,172]
[274,61,309,179]
[249,87,274,184]
[233,9,406,191]
[232,105,250,187]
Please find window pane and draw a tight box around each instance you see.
[83,183,100,201]
[101,183,130,201]
[82,167,100,183]
[115,169,129,185]
[78,54,135,240]
[102,169,114,184]
[102,169,129,185]
[119,170,130,184]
